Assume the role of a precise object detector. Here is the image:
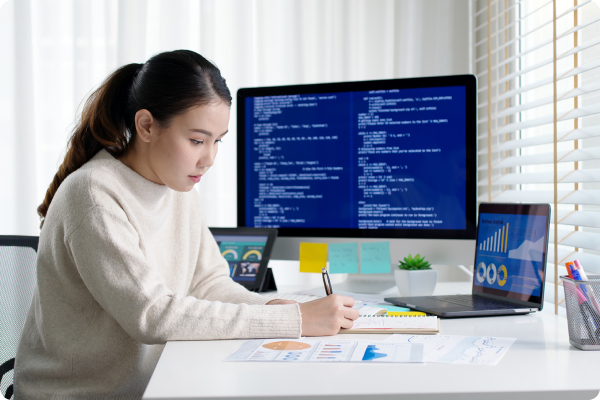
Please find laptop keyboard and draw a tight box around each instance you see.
[431,295,517,310]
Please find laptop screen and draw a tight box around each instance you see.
[213,234,269,285]
[472,204,550,305]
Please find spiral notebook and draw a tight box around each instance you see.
[339,315,440,334]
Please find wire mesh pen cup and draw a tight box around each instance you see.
[560,274,600,350]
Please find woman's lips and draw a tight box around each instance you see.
[189,175,202,183]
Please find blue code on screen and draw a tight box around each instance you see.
[244,85,467,230]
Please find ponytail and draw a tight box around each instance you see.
[37,63,142,227]
[38,50,232,228]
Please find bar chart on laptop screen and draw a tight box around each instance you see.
[473,213,547,298]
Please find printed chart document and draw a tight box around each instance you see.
[225,339,424,363]
[385,334,516,365]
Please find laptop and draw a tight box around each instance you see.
[385,202,551,318]
[209,227,278,292]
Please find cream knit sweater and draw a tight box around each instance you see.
[14,149,302,399]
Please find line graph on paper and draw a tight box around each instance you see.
[437,336,514,365]
[384,335,516,365]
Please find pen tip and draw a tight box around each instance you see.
[322,267,327,273]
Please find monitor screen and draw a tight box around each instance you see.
[237,75,477,242]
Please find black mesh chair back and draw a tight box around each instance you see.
[0,236,38,399]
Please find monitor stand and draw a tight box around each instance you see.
[335,272,396,294]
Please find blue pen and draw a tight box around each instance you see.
[574,260,600,317]
[568,263,590,299]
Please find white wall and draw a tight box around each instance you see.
[0,0,471,236]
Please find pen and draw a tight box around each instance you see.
[580,303,598,344]
[574,260,589,280]
[564,279,591,329]
[565,261,575,279]
[571,260,600,316]
[320,267,364,308]
[573,282,600,334]
[567,263,592,304]
[322,267,333,295]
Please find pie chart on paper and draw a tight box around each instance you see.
[262,341,312,351]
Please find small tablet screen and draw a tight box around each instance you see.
[213,234,269,285]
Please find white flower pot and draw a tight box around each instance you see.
[394,268,438,297]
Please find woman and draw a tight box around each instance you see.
[14,50,358,399]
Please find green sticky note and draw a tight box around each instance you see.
[329,242,359,274]
[360,242,391,274]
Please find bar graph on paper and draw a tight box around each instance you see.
[479,223,508,254]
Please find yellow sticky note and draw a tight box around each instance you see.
[387,311,428,317]
[299,243,328,273]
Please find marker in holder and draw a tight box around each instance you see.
[560,274,600,350]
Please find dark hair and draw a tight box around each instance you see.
[37,50,232,227]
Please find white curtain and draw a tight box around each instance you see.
[0,0,470,236]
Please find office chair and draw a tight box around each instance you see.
[0,236,38,400]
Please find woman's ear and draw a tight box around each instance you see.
[134,109,155,143]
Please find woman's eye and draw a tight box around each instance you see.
[190,139,202,145]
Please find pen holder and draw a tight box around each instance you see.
[560,274,600,350]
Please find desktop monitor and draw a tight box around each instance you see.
[236,74,477,286]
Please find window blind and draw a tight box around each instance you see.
[473,0,600,314]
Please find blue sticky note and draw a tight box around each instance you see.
[329,242,359,274]
[371,305,411,312]
[360,242,391,274]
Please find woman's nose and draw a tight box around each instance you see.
[198,145,217,169]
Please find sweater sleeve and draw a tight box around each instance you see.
[67,205,301,344]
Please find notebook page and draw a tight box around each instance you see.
[348,316,438,330]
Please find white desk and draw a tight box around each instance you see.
[143,283,600,400]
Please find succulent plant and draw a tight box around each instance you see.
[398,254,432,270]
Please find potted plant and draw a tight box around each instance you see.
[394,254,438,297]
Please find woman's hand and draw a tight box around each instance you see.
[299,294,359,336]
[266,299,298,305]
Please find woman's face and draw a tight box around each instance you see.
[137,102,230,192]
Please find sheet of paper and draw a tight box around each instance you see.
[360,242,391,274]
[384,334,516,365]
[291,288,395,308]
[290,288,378,305]
[225,339,423,363]
[337,291,389,306]
[299,242,328,273]
[358,306,388,316]
[329,242,359,274]
[358,305,416,316]
[349,316,438,330]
